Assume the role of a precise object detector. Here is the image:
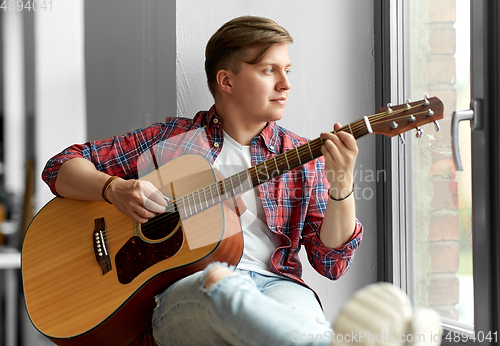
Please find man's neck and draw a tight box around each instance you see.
[215,104,267,146]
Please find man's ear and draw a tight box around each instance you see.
[216,69,233,95]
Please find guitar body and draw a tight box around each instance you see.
[22,155,244,346]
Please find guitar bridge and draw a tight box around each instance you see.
[93,217,112,275]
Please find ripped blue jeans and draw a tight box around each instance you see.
[152,263,333,346]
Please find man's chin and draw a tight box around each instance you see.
[268,109,285,121]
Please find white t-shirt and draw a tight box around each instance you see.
[213,131,281,276]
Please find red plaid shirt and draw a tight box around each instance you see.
[43,105,363,287]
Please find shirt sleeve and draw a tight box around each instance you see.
[300,157,364,280]
[41,123,168,196]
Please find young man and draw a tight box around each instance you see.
[43,16,364,345]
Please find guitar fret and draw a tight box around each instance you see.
[263,161,270,180]
[182,197,188,218]
[229,176,235,197]
[197,191,203,210]
[203,188,209,209]
[186,196,193,216]
[307,142,314,160]
[284,152,290,170]
[208,184,214,205]
[191,193,198,213]
[225,179,230,199]
[273,157,280,176]
[245,170,253,189]
[254,166,261,184]
[239,172,248,192]
[211,182,218,203]
[295,147,302,165]
[238,173,243,192]
[177,197,183,217]
[177,197,183,218]
[210,184,218,204]
[218,181,223,201]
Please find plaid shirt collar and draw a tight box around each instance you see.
[204,104,279,155]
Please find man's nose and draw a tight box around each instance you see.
[277,72,292,91]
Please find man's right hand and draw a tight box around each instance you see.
[106,178,169,224]
[55,158,168,224]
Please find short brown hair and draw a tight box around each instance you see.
[205,16,293,98]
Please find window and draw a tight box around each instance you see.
[378,0,500,343]
[406,0,474,328]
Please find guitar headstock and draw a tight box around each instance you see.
[371,96,444,141]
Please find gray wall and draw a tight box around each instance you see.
[84,0,176,140]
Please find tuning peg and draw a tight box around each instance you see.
[427,109,435,116]
[434,120,440,132]
[406,99,412,110]
[416,127,423,138]
[424,94,430,106]
[399,134,405,145]
[391,121,399,129]
[387,103,393,113]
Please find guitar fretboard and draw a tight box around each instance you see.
[175,118,371,219]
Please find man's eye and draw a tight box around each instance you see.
[265,68,274,74]
[285,69,292,75]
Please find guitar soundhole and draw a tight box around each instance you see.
[140,211,181,241]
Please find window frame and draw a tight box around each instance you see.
[375,0,500,344]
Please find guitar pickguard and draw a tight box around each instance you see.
[115,226,184,284]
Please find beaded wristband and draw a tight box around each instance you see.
[328,184,354,201]
[102,176,120,204]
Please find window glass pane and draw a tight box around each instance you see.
[408,0,473,327]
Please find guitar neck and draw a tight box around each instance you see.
[244,118,371,189]
[174,96,444,219]
[175,118,371,220]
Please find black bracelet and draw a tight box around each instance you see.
[328,184,354,201]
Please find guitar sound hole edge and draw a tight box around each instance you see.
[135,211,182,243]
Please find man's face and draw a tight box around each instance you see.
[229,43,292,123]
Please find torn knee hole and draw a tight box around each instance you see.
[202,265,234,290]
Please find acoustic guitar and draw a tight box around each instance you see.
[22,97,443,345]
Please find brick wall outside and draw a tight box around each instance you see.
[412,0,462,321]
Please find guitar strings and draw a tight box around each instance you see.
[104,101,432,239]
[106,102,430,239]
[105,102,430,238]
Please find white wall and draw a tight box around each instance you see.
[34,1,87,210]
[177,0,377,321]
[2,10,26,234]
